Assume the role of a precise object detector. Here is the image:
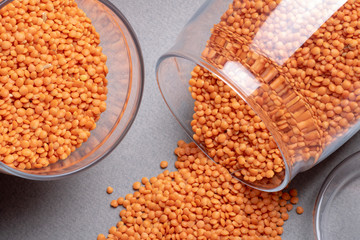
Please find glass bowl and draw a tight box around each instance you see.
[0,0,144,180]
[314,151,360,240]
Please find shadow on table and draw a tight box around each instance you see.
[0,172,80,232]
[0,174,56,218]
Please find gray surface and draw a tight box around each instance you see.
[0,1,359,239]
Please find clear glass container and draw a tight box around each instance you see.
[314,151,360,240]
[0,0,144,180]
[156,0,358,191]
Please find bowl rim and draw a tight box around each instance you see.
[0,0,144,180]
[313,151,360,240]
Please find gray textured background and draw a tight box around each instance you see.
[0,1,359,239]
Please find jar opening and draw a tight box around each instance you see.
[157,52,291,192]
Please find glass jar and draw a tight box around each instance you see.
[157,0,358,191]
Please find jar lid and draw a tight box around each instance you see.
[314,151,360,240]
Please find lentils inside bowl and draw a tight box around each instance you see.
[0,0,108,170]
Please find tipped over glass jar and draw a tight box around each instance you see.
[157,0,359,191]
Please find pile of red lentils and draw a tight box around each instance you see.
[0,0,108,169]
[99,141,301,240]
[189,66,284,186]
[193,0,360,185]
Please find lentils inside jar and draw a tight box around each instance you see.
[191,0,360,186]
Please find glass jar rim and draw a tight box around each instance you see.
[156,50,291,192]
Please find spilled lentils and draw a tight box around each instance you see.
[99,141,300,240]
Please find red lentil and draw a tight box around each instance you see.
[160,160,168,169]
[97,234,106,240]
[106,186,113,194]
[132,182,141,190]
[296,206,304,215]
[110,200,118,208]
[289,189,298,197]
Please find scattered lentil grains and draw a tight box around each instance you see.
[0,0,108,170]
[290,196,299,205]
[285,204,293,211]
[106,186,113,194]
[141,177,148,185]
[296,207,304,215]
[110,200,118,208]
[132,181,141,190]
[160,160,168,169]
[100,142,300,240]
[289,189,298,197]
[116,197,124,206]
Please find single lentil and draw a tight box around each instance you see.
[289,189,298,197]
[110,200,118,208]
[116,197,124,205]
[132,182,141,190]
[290,197,299,205]
[296,206,304,215]
[160,160,168,169]
[106,186,113,194]
[97,234,106,240]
